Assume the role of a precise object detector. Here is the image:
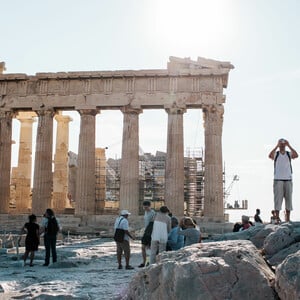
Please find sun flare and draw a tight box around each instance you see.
[152,0,236,52]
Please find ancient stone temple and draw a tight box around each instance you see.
[0,57,233,221]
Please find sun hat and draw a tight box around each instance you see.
[120,209,131,216]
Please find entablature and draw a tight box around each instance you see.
[0,56,233,112]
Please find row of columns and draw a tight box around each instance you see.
[0,104,224,219]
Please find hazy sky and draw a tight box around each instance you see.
[2,0,300,222]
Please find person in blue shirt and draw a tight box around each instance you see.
[167,217,184,251]
[178,217,201,247]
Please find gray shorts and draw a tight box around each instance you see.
[273,180,293,211]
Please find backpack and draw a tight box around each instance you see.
[46,217,59,235]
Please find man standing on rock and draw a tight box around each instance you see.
[269,138,298,223]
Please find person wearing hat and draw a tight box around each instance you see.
[240,215,252,231]
[269,138,298,222]
[114,209,134,270]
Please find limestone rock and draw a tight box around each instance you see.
[267,242,300,267]
[213,224,263,243]
[125,240,276,300]
[263,223,296,256]
[275,250,300,300]
[250,224,275,249]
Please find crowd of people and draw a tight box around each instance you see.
[19,138,297,270]
[114,201,201,269]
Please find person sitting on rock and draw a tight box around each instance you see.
[177,217,201,246]
[270,210,281,224]
[232,222,242,232]
[254,208,263,224]
[167,217,184,251]
[240,215,253,231]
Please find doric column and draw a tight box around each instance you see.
[75,109,98,215]
[203,104,224,221]
[32,109,55,215]
[13,112,36,213]
[52,112,72,213]
[0,111,13,213]
[119,107,142,215]
[164,107,186,216]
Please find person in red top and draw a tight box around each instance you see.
[240,215,252,231]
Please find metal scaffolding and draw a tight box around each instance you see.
[103,148,206,216]
[184,148,204,216]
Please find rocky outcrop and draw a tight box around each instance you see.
[125,240,276,300]
[125,222,300,300]
[268,242,300,266]
[276,250,300,300]
[263,223,298,256]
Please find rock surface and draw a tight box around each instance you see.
[2,222,300,299]
[263,223,297,256]
[275,250,300,300]
[125,240,276,300]
[124,222,300,300]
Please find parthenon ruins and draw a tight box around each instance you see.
[0,57,234,221]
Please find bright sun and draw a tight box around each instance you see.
[152,0,236,53]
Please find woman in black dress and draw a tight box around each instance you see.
[21,214,40,266]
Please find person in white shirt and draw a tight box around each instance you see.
[114,210,134,270]
[269,138,298,222]
[149,206,171,264]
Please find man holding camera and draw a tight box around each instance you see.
[269,138,298,223]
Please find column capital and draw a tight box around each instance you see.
[165,106,186,115]
[78,109,99,116]
[0,110,15,118]
[202,104,224,131]
[35,109,56,118]
[55,113,73,123]
[202,104,224,117]
[16,111,37,123]
[121,106,142,115]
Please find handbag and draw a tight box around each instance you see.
[114,218,125,242]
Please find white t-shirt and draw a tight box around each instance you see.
[114,216,129,241]
[274,152,292,180]
[151,212,171,243]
